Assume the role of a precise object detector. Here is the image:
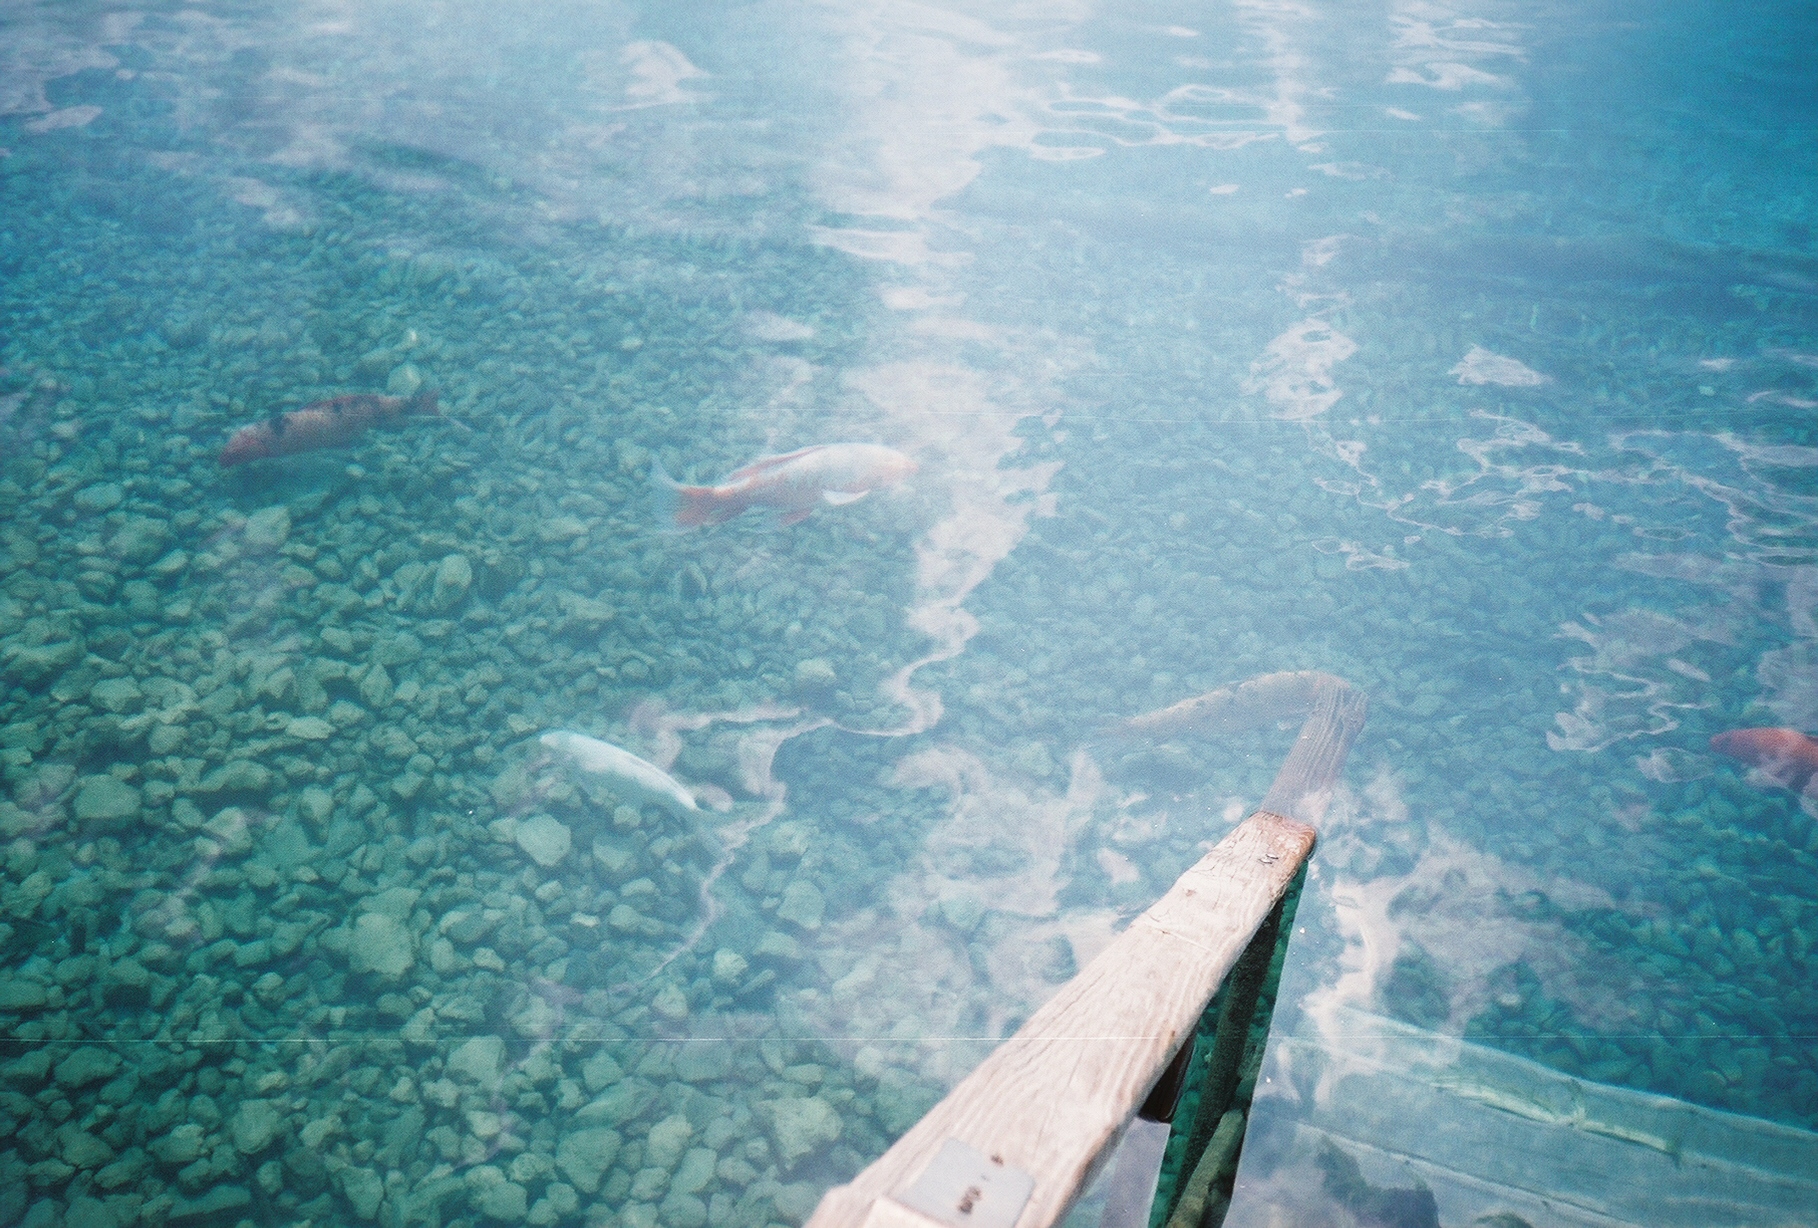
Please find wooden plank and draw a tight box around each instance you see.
[1110,670,1366,824]
[858,1199,950,1228]
[806,810,1316,1228]
[1259,674,1367,823]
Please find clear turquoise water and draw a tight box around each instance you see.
[1,1,1814,1226]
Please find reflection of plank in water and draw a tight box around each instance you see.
[1119,671,1368,825]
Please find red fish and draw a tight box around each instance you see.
[1710,727,1818,795]
[653,443,916,527]
[219,390,438,466]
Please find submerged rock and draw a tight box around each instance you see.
[167,1185,252,1225]
[515,814,572,867]
[651,983,690,1021]
[196,760,274,796]
[89,676,143,714]
[757,1096,842,1168]
[466,1164,528,1222]
[776,881,825,931]
[429,553,472,612]
[54,1047,120,1090]
[346,913,415,979]
[0,978,48,1010]
[72,776,140,825]
[644,1114,694,1170]
[242,506,291,551]
[4,637,83,684]
[555,1126,622,1194]
[341,1166,385,1220]
[230,1098,282,1154]
[447,1036,505,1090]
[286,715,333,740]
[793,657,838,696]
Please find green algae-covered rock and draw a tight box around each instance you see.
[72,776,140,825]
[346,913,415,979]
[776,881,825,931]
[515,814,571,867]
[196,760,273,796]
[167,1185,252,1224]
[644,1114,694,1170]
[89,676,143,713]
[757,1095,842,1168]
[54,1047,121,1090]
[429,553,472,612]
[341,1165,384,1220]
[242,506,290,550]
[554,1126,621,1194]
[447,1035,505,1089]
[231,1098,282,1154]
[466,1165,528,1222]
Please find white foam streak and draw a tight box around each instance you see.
[1304,796,1659,1079]
[619,40,707,109]
[814,745,1122,1048]
[845,361,1063,736]
[1548,611,1724,753]
[1245,318,1358,419]
[1451,344,1548,386]
[616,700,831,984]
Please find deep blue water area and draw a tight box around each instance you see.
[2,1,1815,1226]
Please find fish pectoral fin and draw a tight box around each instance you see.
[778,508,815,526]
[821,489,869,506]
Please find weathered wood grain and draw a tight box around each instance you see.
[1110,670,1366,824]
[1259,673,1367,823]
[805,811,1316,1228]
[858,1199,949,1228]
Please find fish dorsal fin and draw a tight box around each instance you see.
[821,489,868,506]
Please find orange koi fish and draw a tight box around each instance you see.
[654,443,916,527]
[1710,727,1818,795]
[219,390,438,466]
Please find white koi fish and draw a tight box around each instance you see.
[540,730,698,814]
[653,442,916,527]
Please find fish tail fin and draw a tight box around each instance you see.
[651,459,725,528]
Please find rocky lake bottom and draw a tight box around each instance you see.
[5,5,1818,1226]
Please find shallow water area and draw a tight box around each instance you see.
[2,1,1816,1227]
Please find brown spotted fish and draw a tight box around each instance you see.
[219,389,438,466]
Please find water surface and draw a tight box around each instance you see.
[2,1,1815,1226]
